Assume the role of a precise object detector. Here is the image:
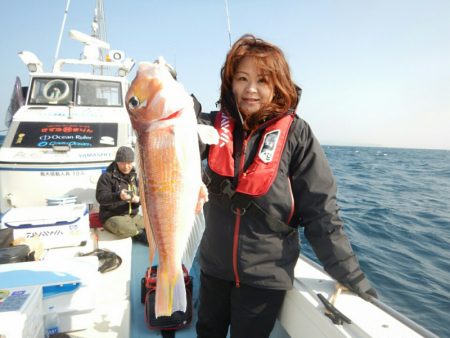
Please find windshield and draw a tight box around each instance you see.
[27,78,123,107]
[29,78,74,105]
[77,79,122,106]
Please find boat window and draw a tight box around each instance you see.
[29,78,74,105]
[77,80,122,107]
[10,121,118,148]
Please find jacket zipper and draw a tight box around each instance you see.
[232,134,251,288]
[232,212,241,287]
[286,177,295,224]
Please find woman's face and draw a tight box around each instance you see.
[232,57,274,117]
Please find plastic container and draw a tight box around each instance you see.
[0,244,31,264]
[45,306,60,337]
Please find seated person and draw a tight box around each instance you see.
[96,146,147,244]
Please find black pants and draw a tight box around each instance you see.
[196,271,286,338]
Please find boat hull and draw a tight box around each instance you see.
[277,256,434,338]
[0,162,108,211]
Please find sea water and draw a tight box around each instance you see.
[301,145,450,338]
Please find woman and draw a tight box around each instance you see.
[196,34,377,338]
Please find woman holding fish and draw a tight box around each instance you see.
[196,34,377,338]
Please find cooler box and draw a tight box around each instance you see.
[0,286,44,338]
[0,204,90,249]
[0,257,99,333]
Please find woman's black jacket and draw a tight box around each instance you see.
[198,110,374,295]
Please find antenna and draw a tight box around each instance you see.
[224,0,232,47]
[93,0,107,58]
[93,0,107,74]
[54,0,71,63]
[69,30,110,50]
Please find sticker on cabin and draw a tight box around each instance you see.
[11,122,118,148]
[258,130,280,163]
[40,171,86,177]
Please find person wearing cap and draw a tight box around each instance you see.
[95,146,147,244]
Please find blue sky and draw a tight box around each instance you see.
[1,0,449,150]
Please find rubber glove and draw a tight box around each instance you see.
[345,274,378,301]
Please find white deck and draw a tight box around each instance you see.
[1,223,436,338]
[43,229,132,337]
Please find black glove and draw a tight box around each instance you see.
[344,274,378,301]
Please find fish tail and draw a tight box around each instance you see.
[155,263,186,318]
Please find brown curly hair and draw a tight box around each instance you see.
[220,34,298,131]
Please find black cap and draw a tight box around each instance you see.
[115,146,134,162]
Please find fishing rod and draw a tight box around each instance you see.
[224,0,232,47]
[54,0,71,64]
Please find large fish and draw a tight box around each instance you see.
[125,58,217,317]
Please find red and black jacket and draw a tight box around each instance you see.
[198,108,372,291]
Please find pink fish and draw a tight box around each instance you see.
[125,59,216,317]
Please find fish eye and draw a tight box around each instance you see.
[128,96,140,110]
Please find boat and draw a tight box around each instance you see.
[0,1,440,338]
[0,4,135,213]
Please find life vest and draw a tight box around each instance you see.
[208,110,294,197]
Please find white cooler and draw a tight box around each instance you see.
[0,204,90,249]
[0,257,99,334]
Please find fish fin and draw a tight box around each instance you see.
[155,263,186,317]
[182,211,205,272]
[136,143,156,265]
[197,124,219,145]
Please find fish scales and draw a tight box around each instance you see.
[145,131,191,259]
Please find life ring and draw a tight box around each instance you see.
[43,79,70,102]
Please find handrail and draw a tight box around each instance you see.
[368,297,439,338]
[298,255,440,338]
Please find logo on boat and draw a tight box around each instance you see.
[11,122,118,148]
[100,136,115,145]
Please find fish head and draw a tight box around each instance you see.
[126,58,191,131]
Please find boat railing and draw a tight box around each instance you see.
[53,58,134,77]
[368,297,439,338]
[296,255,440,338]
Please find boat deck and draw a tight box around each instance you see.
[1,226,432,338]
[130,242,201,338]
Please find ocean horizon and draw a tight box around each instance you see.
[301,145,450,338]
